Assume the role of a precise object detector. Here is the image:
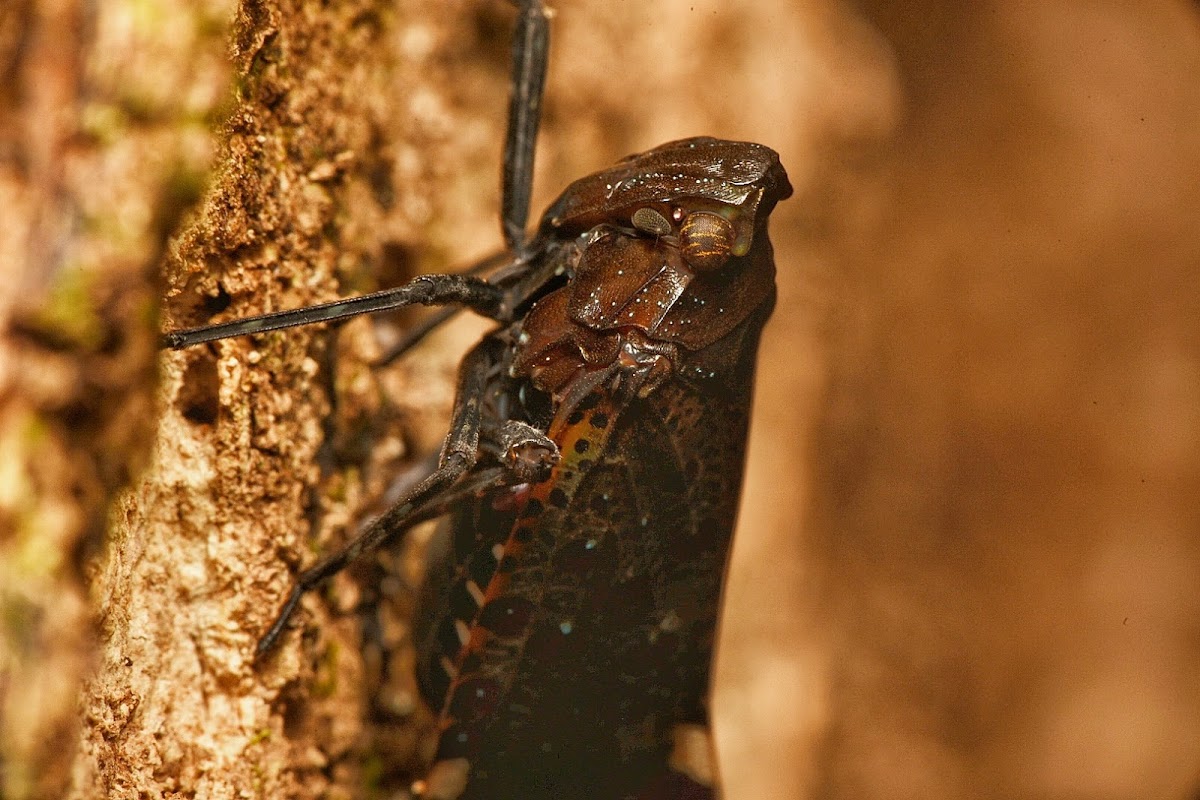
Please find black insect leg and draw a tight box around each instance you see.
[163,273,510,350]
[254,338,508,659]
[373,248,517,367]
[501,0,550,254]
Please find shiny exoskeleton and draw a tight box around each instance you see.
[162,2,790,798]
[415,137,790,799]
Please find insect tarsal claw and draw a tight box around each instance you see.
[498,420,560,484]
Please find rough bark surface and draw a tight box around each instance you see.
[68,1,514,797]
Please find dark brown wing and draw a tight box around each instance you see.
[415,305,767,800]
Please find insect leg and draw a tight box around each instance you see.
[374,248,517,367]
[501,0,550,254]
[254,337,505,659]
[163,273,509,350]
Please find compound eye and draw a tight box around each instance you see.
[631,207,673,237]
[680,211,734,272]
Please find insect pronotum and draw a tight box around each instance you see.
[163,1,792,798]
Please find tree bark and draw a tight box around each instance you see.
[65,1,519,797]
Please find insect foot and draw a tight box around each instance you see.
[497,420,560,485]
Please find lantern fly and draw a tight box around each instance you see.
[162,1,792,798]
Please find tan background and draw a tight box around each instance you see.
[1,1,1198,798]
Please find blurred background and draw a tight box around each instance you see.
[2,1,1198,798]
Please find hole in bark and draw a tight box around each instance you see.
[179,354,219,425]
[202,284,232,317]
[280,688,311,740]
